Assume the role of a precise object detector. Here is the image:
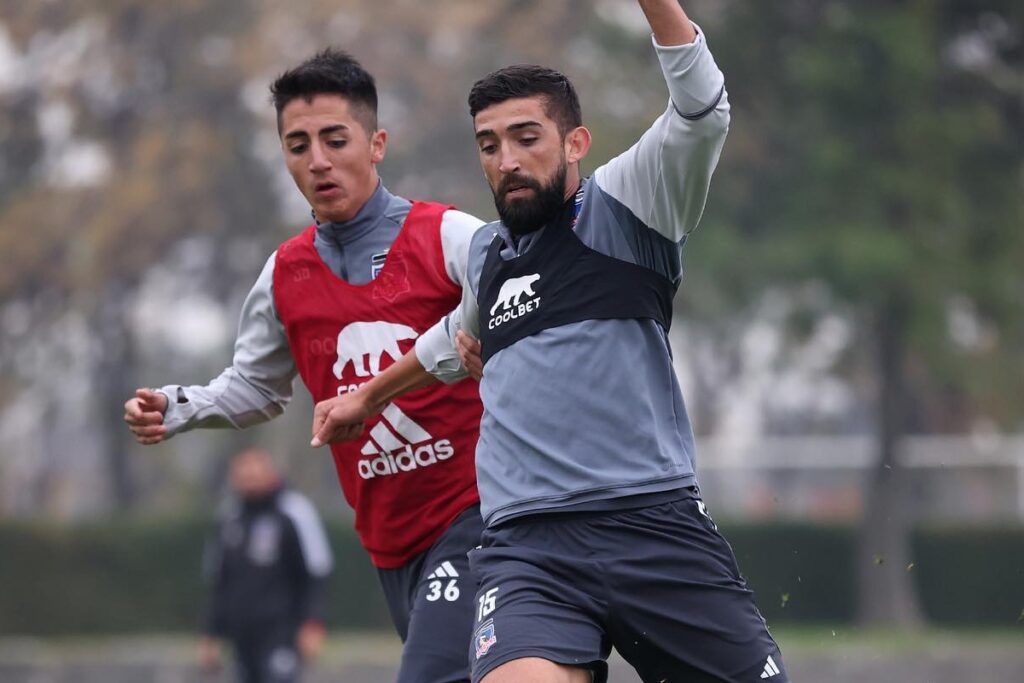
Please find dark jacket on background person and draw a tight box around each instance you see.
[204,484,333,637]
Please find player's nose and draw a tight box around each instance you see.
[308,142,332,172]
[497,148,520,175]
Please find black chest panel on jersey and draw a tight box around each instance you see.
[477,204,674,365]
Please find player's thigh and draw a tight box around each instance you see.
[467,540,609,683]
[481,656,592,683]
[397,575,475,683]
[607,498,788,683]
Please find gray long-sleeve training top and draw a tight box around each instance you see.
[415,28,730,527]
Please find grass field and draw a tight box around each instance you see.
[1,626,1022,682]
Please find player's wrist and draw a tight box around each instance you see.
[358,366,412,416]
[354,384,386,419]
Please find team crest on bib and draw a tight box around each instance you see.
[474,619,497,659]
[370,250,388,279]
[373,250,411,302]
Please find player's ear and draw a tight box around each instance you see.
[370,128,388,164]
[564,126,591,165]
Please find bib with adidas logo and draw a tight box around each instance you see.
[274,201,482,568]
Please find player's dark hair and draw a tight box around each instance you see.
[468,64,582,136]
[270,48,378,135]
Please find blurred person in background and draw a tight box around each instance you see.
[200,447,332,683]
[124,49,485,682]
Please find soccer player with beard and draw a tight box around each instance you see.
[309,1,789,681]
[124,50,487,683]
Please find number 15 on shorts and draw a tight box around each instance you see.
[477,587,499,621]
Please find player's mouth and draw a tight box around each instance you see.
[314,181,341,198]
[504,187,532,200]
[501,180,535,200]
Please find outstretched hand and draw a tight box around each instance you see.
[310,393,372,448]
[455,330,483,381]
[124,388,169,445]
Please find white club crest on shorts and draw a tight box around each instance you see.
[474,619,497,659]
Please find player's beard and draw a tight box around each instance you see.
[492,158,569,237]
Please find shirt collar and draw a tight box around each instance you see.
[315,181,393,248]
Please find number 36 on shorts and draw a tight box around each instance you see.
[425,560,462,602]
[426,578,460,602]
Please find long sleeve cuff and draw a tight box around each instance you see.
[158,385,239,435]
[653,23,726,118]
[157,386,196,437]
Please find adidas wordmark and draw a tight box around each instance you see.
[358,404,454,479]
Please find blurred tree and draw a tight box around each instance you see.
[697,0,1024,625]
[0,0,597,515]
[0,0,281,511]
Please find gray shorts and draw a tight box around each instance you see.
[467,494,788,683]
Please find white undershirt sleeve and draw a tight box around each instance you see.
[415,210,486,383]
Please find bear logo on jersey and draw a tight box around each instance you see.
[333,321,419,378]
[488,273,542,330]
[489,273,540,316]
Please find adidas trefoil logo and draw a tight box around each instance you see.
[358,403,454,479]
[759,655,781,679]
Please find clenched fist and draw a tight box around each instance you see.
[124,388,169,445]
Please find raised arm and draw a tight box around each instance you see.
[594,1,729,244]
[639,0,697,46]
